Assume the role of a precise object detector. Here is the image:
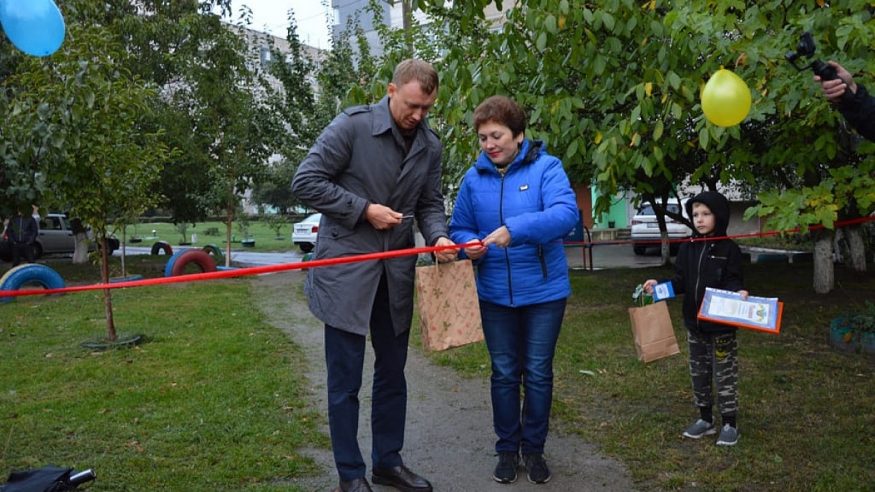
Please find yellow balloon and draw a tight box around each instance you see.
[701,68,752,127]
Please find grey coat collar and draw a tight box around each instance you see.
[371,96,432,146]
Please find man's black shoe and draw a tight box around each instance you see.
[371,465,433,492]
[335,477,373,492]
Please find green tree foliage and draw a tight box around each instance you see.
[266,8,380,214]
[410,0,873,289]
[0,37,51,217]
[188,19,280,263]
[99,1,284,255]
[4,23,168,340]
[252,11,319,215]
[129,2,244,225]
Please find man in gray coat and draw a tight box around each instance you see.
[291,59,456,492]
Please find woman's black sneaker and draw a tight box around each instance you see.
[523,453,552,484]
[492,452,519,483]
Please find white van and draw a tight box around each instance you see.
[629,199,692,255]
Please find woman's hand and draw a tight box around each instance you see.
[738,290,749,300]
[464,241,487,260]
[642,279,658,294]
[482,226,511,248]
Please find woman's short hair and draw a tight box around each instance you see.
[392,59,439,95]
[473,96,527,136]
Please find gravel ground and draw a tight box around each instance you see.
[253,270,635,492]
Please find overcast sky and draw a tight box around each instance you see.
[239,1,332,49]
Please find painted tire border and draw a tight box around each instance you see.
[0,264,65,303]
[163,249,188,277]
[150,241,173,256]
[201,244,225,263]
[165,249,217,277]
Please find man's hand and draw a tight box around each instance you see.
[482,225,511,248]
[365,203,403,230]
[434,236,457,263]
[814,61,857,104]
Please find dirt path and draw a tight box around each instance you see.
[253,271,635,492]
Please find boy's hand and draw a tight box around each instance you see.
[642,279,658,294]
[738,290,749,300]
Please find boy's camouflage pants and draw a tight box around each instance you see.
[686,329,738,417]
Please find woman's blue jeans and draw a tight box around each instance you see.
[480,298,566,455]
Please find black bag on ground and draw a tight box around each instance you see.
[1,466,95,492]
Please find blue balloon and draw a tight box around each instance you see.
[0,0,65,57]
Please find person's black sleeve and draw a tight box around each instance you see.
[667,242,688,295]
[26,217,38,244]
[838,83,875,141]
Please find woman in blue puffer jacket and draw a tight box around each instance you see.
[449,95,578,485]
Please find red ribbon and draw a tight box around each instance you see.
[3,213,873,299]
[0,241,481,299]
[562,215,875,247]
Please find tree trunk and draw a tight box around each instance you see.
[120,226,127,278]
[72,233,89,263]
[659,239,671,266]
[402,0,413,51]
[843,225,867,272]
[225,204,233,268]
[813,229,834,294]
[100,235,117,341]
[658,215,671,266]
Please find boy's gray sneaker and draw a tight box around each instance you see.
[682,419,717,439]
[716,424,739,446]
[492,452,519,483]
[523,453,551,484]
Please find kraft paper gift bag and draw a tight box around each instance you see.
[628,300,680,363]
[415,259,483,351]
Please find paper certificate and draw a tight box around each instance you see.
[697,287,783,335]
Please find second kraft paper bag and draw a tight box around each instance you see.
[415,259,483,352]
[628,300,681,363]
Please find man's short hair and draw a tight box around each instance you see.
[473,95,527,136]
[392,59,439,95]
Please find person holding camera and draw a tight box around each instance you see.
[814,61,875,141]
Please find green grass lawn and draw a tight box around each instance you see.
[119,220,299,253]
[0,257,327,491]
[425,262,875,491]
[2,256,874,490]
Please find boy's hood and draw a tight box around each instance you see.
[686,191,730,237]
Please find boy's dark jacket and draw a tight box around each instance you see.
[665,191,745,334]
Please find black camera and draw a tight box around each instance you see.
[786,32,839,80]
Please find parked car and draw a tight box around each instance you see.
[292,213,321,253]
[1,213,119,262]
[630,199,692,255]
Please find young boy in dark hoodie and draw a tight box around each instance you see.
[643,191,748,446]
